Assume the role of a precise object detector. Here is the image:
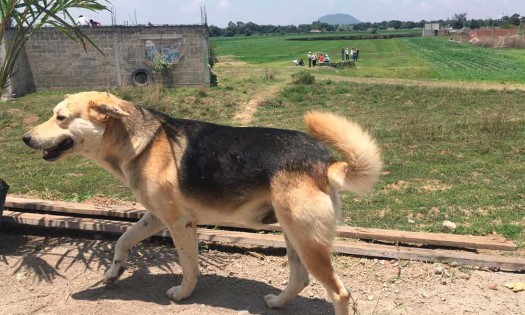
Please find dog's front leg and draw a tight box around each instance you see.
[104,212,165,284]
[166,219,199,301]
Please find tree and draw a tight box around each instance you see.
[0,0,108,89]
[509,14,521,26]
[208,25,223,37]
[468,19,480,29]
[387,20,402,29]
[451,12,467,29]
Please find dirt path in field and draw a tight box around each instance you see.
[233,85,282,126]
[315,73,525,91]
[1,230,524,315]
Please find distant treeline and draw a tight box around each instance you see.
[286,33,421,41]
[208,13,524,37]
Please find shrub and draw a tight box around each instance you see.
[265,68,276,81]
[291,71,315,85]
[259,97,284,108]
[197,86,207,97]
[209,44,218,68]
[151,53,176,86]
[115,84,170,113]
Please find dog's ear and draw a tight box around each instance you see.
[88,101,129,122]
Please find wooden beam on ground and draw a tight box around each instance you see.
[2,210,524,272]
[335,226,517,251]
[209,221,518,251]
[4,196,145,219]
[3,196,518,251]
[0,179,9,227]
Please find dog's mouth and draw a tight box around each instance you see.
[42,138,74,161]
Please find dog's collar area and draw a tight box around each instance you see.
[42,138,74,161]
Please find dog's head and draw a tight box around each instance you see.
[22,91,129,161]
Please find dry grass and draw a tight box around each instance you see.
[471,35,525,48]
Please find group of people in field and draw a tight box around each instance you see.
[293,48,360,67]
[301,52,331,67]
[343,47,359,62]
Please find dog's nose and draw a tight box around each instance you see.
[22,134,31,145]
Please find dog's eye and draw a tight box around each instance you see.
[56,114,66,121]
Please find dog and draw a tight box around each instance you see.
[23,91,382,315]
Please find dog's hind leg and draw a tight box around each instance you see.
[103,212,165,284]
[292,237,349,315]
[264,235,310,308]
[269,173,349,315]
[166,219,199,302]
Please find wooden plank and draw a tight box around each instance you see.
[330,241,525,272]
[0,179,9,227]
[335,226,517,251]
[4,196,146,219]
[209,222,518,251]
[0,210,283,248]
[3,196,518,251]
[2,210,525,272]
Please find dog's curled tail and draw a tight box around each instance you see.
[304,111,382,195]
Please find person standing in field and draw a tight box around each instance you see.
[341,48,345,61]
[356,48,360,61]
[345,48,349,61]
[312,52,317,67]
[308,51,312,67]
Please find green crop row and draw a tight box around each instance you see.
[404,37,525,83]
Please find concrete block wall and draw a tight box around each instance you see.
[0,38,36,98]
[5,25,209,92]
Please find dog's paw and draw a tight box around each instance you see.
[264,294,284,309]
[103,265,125,285]
[166,285,192,302]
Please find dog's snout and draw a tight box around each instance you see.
[22,134,31,145]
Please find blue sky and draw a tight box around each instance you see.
[73,0,525,27]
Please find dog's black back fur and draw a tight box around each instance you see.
[152,110,334,202]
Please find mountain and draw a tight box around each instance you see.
[318,13,361,25]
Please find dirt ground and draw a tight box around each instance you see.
[1,227,524,315]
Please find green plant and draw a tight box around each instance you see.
[259,97,284,108]
[197,86,207,97]
[291,71,315,84]
[0,0,108,89]
[151,53,175,75]
[150,53,176,86]
[208,43,218,68]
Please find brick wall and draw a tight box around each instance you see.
[5,25,209,93]
[469,29,517,39]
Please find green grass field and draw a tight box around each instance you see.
[1,33,524,246]
[252,81,524,241]
[212,35,525,83]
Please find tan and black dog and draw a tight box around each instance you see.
[23,91,382,315]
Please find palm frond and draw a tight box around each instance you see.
[0,0,109,89]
